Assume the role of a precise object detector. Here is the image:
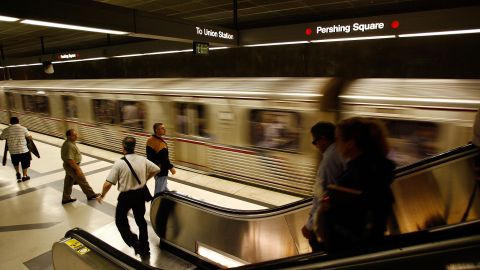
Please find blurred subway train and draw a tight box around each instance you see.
[0,77,478,199]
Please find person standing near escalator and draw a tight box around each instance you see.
[302,122,344,251]
[316,118,395,252]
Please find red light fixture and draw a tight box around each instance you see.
[391,20,400,29]
[305,28,312,36]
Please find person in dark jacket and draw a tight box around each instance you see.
[146,123,176,195]
[316,117,395,252]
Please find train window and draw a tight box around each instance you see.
[250,110,300,152]
[383,119,439,166]
[62,95,78,118]
[21,94,49,114]
[118,101,145,130]
[92,99,116,124]
[5,92,16,110]
[176,103,188,134]
[175,103,208,137]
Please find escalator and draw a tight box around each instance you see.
[52,144,480,269]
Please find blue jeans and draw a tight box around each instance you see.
[154,174,169,195]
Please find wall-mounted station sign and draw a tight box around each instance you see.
[240,6,480,45]
[195,26,235,40]
[307,20,400,36]
[57,53,79,60]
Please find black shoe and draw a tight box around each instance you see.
[22,176,30,182]
[16,172,21,181]
[139,251,150,259]
[88,193,101,200]
[132,241,150,257]
[62,198,77,204]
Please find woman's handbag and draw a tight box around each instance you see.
[121,157,153,202]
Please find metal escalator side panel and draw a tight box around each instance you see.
[150,194,312,264]
[391,145,480,234]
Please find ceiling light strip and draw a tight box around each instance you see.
[52,57,108,64]
[398,28,480,38]
[244,41,309,47]
[0,15,19,22]
[6,63,42,68]
[21,19,127,35]
[311,35,396,43]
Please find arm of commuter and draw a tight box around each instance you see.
[97,181,113,203]
[24,128,32,139]
[146,160,161,180]
[167,157,176,175]
[146,145,155,161]
[67,159,83,177]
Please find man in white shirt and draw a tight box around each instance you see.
[0,117,32,182]
[97,136,160,258]
[301,122,344,252]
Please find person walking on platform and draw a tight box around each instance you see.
[97,136,160,258]
[0,117,33,182]
[301,122,344,252]
[146,123,176,195]
[60,129,100,204]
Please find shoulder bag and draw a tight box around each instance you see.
[121,157,153,202]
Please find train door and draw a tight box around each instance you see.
[61,95,80,138]
[19,93,64,138]
[0,91,15,124]
[174,102,209,170]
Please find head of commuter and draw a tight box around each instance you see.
[66,129,78,142]
[336,117,389,160]
[153,123,166,137]
[122,136,136,154]
[10,116,19,125]
[310,122,336,152]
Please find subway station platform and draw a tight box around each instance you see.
[0,124,303,270]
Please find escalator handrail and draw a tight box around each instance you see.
[153,144,479,219]
[395,143,479,177]
[153,191,312,217]
[157,144,479,216]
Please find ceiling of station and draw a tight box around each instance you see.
[0,0,478,62]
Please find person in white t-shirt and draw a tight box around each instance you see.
[97,136,160,258]
[0,117,32,182]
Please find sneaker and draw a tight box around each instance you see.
[16,172,21,180]
[87,193,101,200]
[61,198,77,204]
[22,176,30,182]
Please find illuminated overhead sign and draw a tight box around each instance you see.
[193,42,209,55]
[306,20,400,38]
[57,53,79,60]
[241,6,480,45]
[195,26,234,40]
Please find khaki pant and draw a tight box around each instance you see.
[62,163,96,201]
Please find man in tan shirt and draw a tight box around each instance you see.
[60,129,100,204]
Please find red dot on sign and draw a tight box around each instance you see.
[305,28,312,36]
[391,20,400,29]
